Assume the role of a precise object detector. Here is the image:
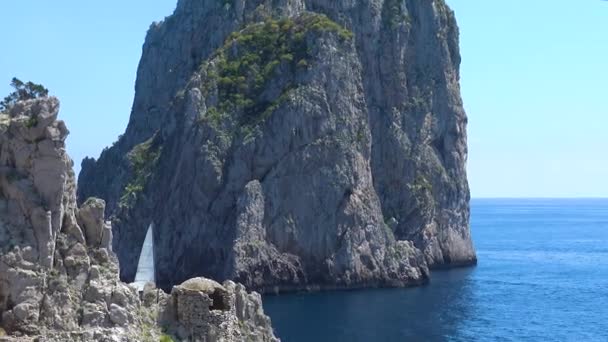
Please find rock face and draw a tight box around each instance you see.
[0,98,278,341]
[78,0,476,292]
[158,278,278,342]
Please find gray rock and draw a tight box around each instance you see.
[1,97,279,341]
[108,304,128,326]
[78,198,107,248]
[160,278,279,342]
[12,303,34,321]
[80,302,108,327]
[79,0,476,293]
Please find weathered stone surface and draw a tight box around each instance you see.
[108,304,128,326]
[78,198,107,248]
[0,97,155,340]
[160,278,279,342]
[79,0,476,293]
[1,98,279,341]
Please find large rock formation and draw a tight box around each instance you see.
[0,97,278,341]
[78,0,476,293]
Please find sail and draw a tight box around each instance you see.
[132,223,155,291]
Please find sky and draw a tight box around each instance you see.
[0,1,606,198]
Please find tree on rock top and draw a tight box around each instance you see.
[0,77,49,112]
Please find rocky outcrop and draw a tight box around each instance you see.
[0,97,278,341]
[78,0,476,293]
[157,278,278,342]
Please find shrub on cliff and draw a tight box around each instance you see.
[0,77,49,112]
[119,134,162,208]
[201,14,353,131]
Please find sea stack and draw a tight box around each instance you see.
[78,0,476,293]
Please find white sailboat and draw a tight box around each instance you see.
[132,223,155,291]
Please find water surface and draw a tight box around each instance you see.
[264,199,608,341]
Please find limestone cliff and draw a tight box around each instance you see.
[78,0,476,293]
[0,97,278,341]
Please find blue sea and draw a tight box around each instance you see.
[264,199,608,341]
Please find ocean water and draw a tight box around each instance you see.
[263,199,608,341]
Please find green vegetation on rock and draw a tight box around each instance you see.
[0,77,49,112]
[411,174,433,194]
[409,174,433,209]
[159,334,176,342]
[25,116,38,128]
[119,135,162,208]
[200,13,352,132]
[383,0,411,30]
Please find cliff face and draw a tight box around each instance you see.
[78,0,476,292]
[0,98,278,341]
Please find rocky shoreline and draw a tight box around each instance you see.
[0,98,278,341]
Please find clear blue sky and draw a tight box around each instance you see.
[0,1,606,198]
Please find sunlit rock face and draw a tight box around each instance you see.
[78,0,476,293]
[0,97,144,340]
[0,98,279,341]
[158,277,278,341]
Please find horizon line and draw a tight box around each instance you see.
[471,197,608,200]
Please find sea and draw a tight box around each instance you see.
[263,199,608,341]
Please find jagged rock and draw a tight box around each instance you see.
[80,302,108,328]
[78,0,476,293]
[160,278,279,342]
[0,98,279,341]
[78,198,107,248]
[108,304,128,327]
[0,97,147,340]
[141,281,159,307]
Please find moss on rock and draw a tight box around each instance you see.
[119,134,162,208]
[199,13,353,133]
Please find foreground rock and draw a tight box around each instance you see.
[158,278,277,341]
[0,98,278,341]
[79,0,475,293]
